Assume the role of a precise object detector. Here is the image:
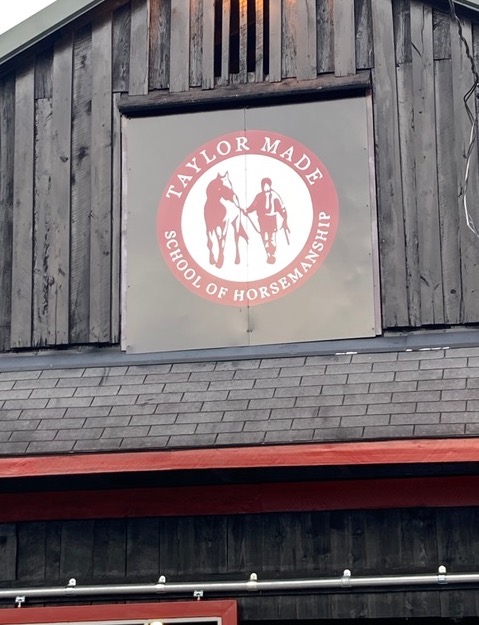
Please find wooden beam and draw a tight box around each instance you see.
[90,16,112,343]
[334,0,356,76]
[411,2,444,325]
[119,71,371,114]
[0,601,238,625]
[1,438,479,480]
[296,0,317,80]
[202,0,215,89]
[129,0,149,95]
[69,26,92,345]
[268,0,282,81]
[50,34,73,345]
[2,475,479,522]
[371,0,409,327]
[170,0,190,92]
[32,97,54,346]
[0,73,15,352]
[149,0,170,90]
[317,0,334,73]
[255,0,264,81]
[11,65,35,348]
[220,0,231,83]
[282,0,297,78]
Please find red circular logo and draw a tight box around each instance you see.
[157,130,339,306]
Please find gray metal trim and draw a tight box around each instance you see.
[0,329,478,372]
[0,0,106,67]
[455,0,479,12]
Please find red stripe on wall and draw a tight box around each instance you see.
[0,600,238,625]
[1,438,479,479]
[3,475,479,522]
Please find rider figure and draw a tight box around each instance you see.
[246,178,288,264]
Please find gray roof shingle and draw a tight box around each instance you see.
[0,346,478,455]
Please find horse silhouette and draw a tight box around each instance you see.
[204,172,248,269]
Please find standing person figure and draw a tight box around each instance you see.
[246,177,289,264]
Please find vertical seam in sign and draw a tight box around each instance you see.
[244,107,252,344]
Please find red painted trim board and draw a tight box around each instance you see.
[1,439,479,479]
[2,476,479,522]
[0,600,237,625]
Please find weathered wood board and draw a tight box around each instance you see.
[4,507,479,617]
[11,66,35,348]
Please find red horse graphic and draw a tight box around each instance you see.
[204,172,248,269]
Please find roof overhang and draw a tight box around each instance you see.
[0,0,107,67]
[456,0,479,11]
[1,438,479,479]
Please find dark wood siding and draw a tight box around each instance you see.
[0,0,479,351]
[2,507,479,618]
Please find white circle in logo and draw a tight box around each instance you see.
[181,154,313,282]
[158,130,339,307]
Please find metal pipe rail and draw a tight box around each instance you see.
[3,567,479,605]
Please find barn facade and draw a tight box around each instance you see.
[2,0,479,624]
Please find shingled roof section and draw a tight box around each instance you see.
[0,346,478,455]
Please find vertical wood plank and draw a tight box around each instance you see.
[282,0,297,78]
[394,0,421,326]
[159,516,193,576]
[11,65,35,349]
[170,0,191,92]
[451,18,479,323]
[90,16,113,343]
[331,592,368,619]
[296,0,317,79]
[239,0,248,81]
[269,0,282,81]
[113,1,131,93]
[307,511,331,574]
[17,522,46,581]
[0,73,15,352]
[202,0,215,88]
[433,9,451,61]
[50,35,73,345]
[435,56,461,323]
[411,1,444,325]
[371,0,408,328]
[221,0,231,83]
[93,519,127,579]
[129,0,149,95]
[35,48,53,99]
[149,0,171,89]
[45,522,62,582]
[127,518,159,578]
[195,516,228,575]
[190,0,203,87]
[227,515,263,575]
[401,508,438,570]
[355,0,373,69]
[316,0,334,73]
[437,508,477,571]
[60,520,94,579]
[333,0,356,76]
[32,97,54,346]
[261,513,292,574]
[255,0,264,81]
[111,92,122,344]
[0,524,17,581]
[70,26,92,345]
